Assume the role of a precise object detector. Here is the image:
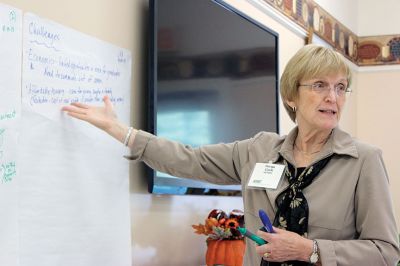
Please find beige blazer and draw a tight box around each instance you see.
[130,127,400,265]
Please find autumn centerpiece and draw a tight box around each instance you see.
[192,209,246,266]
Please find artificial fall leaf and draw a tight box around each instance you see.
[192,224,207,235]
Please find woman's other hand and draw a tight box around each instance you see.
[255,227,313,263]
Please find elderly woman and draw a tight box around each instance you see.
[62,45,400,265]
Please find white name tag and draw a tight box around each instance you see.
[247,163,285,189]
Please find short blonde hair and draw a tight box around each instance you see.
[280,44,352,122]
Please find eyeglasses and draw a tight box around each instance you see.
[298,81,352,97]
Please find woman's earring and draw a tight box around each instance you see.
[292,106,297,112]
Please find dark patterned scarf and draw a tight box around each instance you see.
[261,155,332,266]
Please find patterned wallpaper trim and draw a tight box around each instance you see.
[260,0,400,66]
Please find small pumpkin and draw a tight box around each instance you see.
[206,239,245,266]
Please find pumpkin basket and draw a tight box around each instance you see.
[192,209,246,266]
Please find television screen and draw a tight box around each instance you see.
[148,0,279,195]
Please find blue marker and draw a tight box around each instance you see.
[237,227,267,245]
[259,209,274,233]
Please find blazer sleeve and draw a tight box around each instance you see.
[317,148,400,266]
[127,130,248,185]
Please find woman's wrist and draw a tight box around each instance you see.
[106,121,131,145]
[299,238,314,262]
[118,124,138,148]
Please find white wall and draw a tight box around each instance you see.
[357,0,400,36]
[356,69,400,231]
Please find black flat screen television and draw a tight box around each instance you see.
[148,0,279,196]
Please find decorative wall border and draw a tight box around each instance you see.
[358,35,400,66]
[261,0,400,66]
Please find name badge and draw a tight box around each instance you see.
[247,162,285,189]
